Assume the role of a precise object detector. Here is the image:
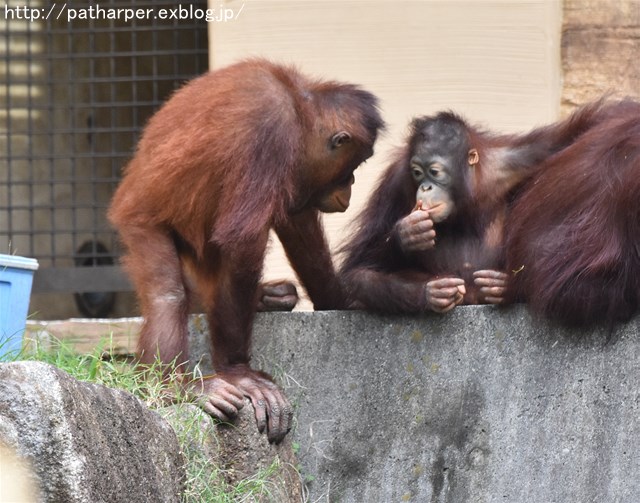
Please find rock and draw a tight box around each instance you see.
[216,399,303,502]
[161,400,304,503]
[0,360,303,503]
[0,361,184,503]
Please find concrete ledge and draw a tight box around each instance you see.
[189,305,640,502]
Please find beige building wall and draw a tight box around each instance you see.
[208,0,563,308]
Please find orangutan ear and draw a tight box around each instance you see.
[468,148,479,167]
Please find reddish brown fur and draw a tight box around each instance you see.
[505,99,640,325]
[108,59,383,441]
[340,101,612,314]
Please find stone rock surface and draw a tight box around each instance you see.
[161,402,303,503]
[0,361,184,503]
[216,399,303,501]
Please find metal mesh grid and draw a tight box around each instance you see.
[1,0,208,292]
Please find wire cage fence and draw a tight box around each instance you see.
[1,0,208,316]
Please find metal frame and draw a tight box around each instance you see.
[1,0,208,294]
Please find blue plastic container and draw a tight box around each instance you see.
[0,254,39,358]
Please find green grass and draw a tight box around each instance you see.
[2,335,299,503]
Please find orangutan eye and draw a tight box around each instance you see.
[411,163,425,182]
[428,163,448,180]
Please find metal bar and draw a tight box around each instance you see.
[32,265,132,293]
[2,0,208,301]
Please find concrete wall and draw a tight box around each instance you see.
[189,307,640,502]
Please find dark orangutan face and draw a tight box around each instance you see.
[410,153,456,223]
[409,118,476,223]
[308,130,375,214]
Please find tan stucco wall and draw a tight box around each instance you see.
[208,0,563,308]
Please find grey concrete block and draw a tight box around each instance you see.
[190,305,640,502]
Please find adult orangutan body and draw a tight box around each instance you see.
[109,59,383,442]
[504,99,640,325]
[341,99,639,325]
